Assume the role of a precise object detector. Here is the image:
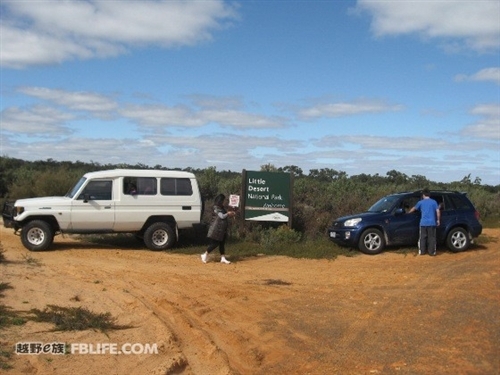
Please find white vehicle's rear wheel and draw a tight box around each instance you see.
[143,222,176,251]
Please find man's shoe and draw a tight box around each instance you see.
[220,257,231,264]
[201,253,208,263]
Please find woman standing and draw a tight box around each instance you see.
[201,194,235,264]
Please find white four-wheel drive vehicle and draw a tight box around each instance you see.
[2,169,203,251]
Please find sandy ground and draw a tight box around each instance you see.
[1,224,499,375]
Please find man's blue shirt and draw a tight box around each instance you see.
[415,198,439,226]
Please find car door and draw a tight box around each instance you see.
[386,195,421,245]
[432,194,452,242]
[70,179,115,231]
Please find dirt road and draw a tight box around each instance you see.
[1,225,498,375]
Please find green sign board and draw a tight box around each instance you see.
[242,170,292,223]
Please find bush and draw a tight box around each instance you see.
[260,225,302,250]
[1,157,498,239]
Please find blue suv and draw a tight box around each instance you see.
[327,190,482,254]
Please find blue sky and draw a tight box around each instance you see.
[1,0,499,185]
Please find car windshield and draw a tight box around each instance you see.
[368,195,400,213]
[66,177,87,198]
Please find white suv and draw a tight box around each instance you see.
[2,169,203,251]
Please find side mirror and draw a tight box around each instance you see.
[394,208,405,215]
[83,194,91,203]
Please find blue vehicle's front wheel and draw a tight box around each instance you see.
[358,228,385,255]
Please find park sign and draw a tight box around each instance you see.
[242,170,292,223]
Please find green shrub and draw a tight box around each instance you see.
[1,157,498,240]
[260,225,302,250]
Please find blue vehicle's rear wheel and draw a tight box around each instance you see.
[358,228,385,254]
[446,227,470,252]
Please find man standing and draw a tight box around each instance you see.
[409,189,441,256]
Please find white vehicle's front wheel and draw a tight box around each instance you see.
[21,220,54,251]
[143,222,176,251]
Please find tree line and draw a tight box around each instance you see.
[1,156,498,237]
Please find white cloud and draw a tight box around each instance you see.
[120,103,288,129]
[0,132,302,172]
[1,0,239,68]
[455,68,500,85]
[120,104,205,128]
[7,88,287,131]
[356,0,500,52]
[201,109,288,129]
[314,135,446,151]
[19,87,119,113]
[313,134,498,154]
[1,106,75,135]
[0,26,102,68]
[462,103,500,139]
[297,99,404,120]
[3,137,152,164]
[2,86,498,184]
[470,103,500,118]
[120,132,303,170]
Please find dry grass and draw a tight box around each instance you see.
[29,305,133,333]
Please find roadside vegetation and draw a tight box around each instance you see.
[1,156,499,252]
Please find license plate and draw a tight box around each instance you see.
[329,232,336,238]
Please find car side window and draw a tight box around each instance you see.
[430,195,445,210]
[401,196,420,212]
[123,177,157,195]
[78,180,112,200]
[160,178,193,196]
[448,194,472,210]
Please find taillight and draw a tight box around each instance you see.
[474,210,480,220]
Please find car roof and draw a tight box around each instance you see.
[83,169,196,179]
[392,190,466,196]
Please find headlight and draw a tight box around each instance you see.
[344,218,362,227]
[15,207,24,216]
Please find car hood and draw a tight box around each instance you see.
[15,196,71,208]
[334,211,380,223]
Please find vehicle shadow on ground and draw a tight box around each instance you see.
[49,235,150,251]
[390,241,490,256]
[45,233,207,253]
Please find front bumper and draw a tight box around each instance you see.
[327,227,359,247]
[2,201,17,229]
